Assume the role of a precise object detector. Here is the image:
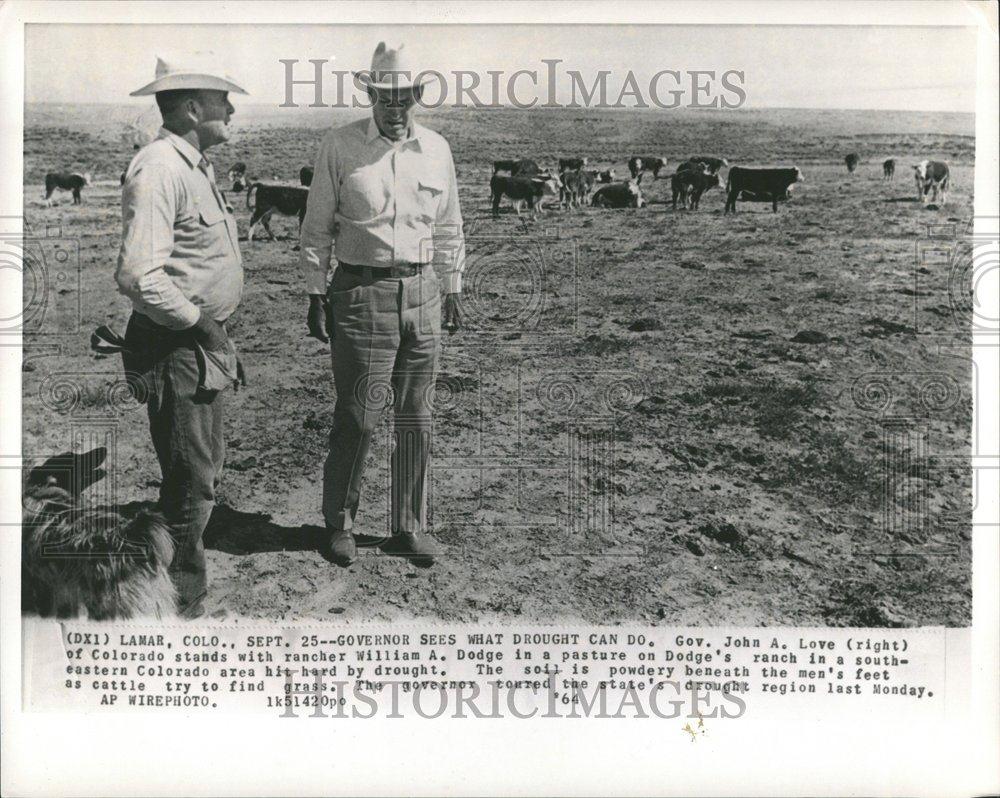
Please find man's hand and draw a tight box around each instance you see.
[443,292,462,334]
[307,294,334,343]
[192,314,228,351]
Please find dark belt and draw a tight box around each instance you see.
[339,262,427,279]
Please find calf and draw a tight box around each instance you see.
[628,156,668,180]
[591,178,646,209]
[595,169,615,183]
[689,156,729,174]
[724,166,804,213]
[246,183,310,242]
[43,172,90,205]
[845,153,860,173]
[227,161,247,188]
[913,160,949,205]
[299,166,314,187]
[671,170,720,210]
[883,158,896,180]
[490,175,543,217]
[559,157,588,172]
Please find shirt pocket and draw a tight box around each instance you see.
[415,176,445,222]
[340,165,388,221]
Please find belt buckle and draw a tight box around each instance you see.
[391,263,417,278]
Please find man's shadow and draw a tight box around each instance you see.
[111,501,386,563]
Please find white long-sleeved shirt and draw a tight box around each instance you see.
[116,128,243,329]
[299,117,466,295]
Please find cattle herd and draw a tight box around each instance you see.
[42,150,953,236]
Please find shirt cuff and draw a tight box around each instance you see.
[303,264,329,296]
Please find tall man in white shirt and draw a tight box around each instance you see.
[116,56,247,616]
[300,43,465,568]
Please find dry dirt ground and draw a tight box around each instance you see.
[20,105,974,625]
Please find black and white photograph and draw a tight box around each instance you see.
[1,2,998,796]
[13,19,983,625]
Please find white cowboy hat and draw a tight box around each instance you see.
[354,42,433,90]
[130,53,248,97]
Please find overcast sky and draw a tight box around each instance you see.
[26,23,977,113]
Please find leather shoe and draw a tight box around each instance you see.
[328,528,357,567]
[380,532,439,567]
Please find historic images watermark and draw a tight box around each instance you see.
[280,60,747,110]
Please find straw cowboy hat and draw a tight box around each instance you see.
[354,42,434,90]
[131,52,248,96]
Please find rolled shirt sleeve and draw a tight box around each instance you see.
[299,135,340,295]
[115,163,201,329]
[435,148,466,295]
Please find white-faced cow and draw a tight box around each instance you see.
[628,156,668,180]
[689,156,729,175]
[845,153,860,173]
[227,161,247,190]
[671,170,720,210]
[246,183,310,242]
[44,172,91,205]
[592,177,646,209]
[913,160,949,205]
[490,174,561,217]
[724,167,804,214]
[883,158,896,181]
[559,157,588,172]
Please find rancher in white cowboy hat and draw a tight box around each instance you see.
[300,41,465,569]
[114,53,248,618]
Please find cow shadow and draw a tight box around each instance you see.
[106,501,385,563]
[883,197,921,203]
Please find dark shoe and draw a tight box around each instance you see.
[178,592,207,620]
[380,532,439,567]
[328,528,357,567]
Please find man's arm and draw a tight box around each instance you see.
[436,145,466,331]
[300,135,340,342]
[116,163,200,329]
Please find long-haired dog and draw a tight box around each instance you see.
[22,447,177,620]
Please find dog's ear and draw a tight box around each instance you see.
[26,447,107,496]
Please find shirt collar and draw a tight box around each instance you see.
[365,117,424,151]
[158,127,206,169]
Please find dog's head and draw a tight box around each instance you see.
[25,447,107,499]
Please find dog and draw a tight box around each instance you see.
[22,447,177,620]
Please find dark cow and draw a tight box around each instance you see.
[913,160,949,205]
[671,170,720,210]
[689,156,729,175]
[591,177,646,209]
[299,166,314,187]
[724,167,804,213]
[594,169,615,183]
[628,156,668,180]
[560,169,587,208]
[43,172,90,205]
[883,158,896,181]
[559,157,588,172]
[246,183,310,242]
[493,159,520,174]
[676,159,708,176]
[845,153,860,173]
[490,174,558,218]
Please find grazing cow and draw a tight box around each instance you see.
[493,159,520,174]
[628,156,668,180]
[591,178,646,209]
[299,166,314,187]
[22,447,177,620]
[246,182,310,242]
[913,160,949,205]
[560,169,586,208]
[883,158,896,180]
[490,174,561,217]
[227,161,247,187]
[845,153,860,173]
[43,172,90,205]
[559,157,588,172]
[671,170,720,210]
[724,166,804,213]
[689,156,729,175]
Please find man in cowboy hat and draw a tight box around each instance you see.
[115,53,247,617]
[300,42,465,568]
